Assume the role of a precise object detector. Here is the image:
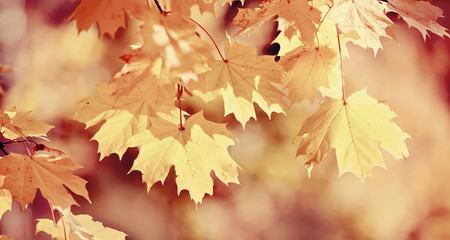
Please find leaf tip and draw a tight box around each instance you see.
[305,162,315,178]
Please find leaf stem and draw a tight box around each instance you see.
[0,144,7,155]
[48,200,57,227]
[177,83,185,131]
[314,4,334,48]
[0,139,38,156]
[188,17,226,62]
[336,28,346,103]
[154,0,164,14]
[57,210,67,240]
[1,139,38,145]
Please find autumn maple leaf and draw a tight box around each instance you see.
[70,0,150,37]
[195,36,286,127]
[37,211,127,240]
[167,0,216,16]
[138,13,214,78]
[232,0,321,42]
[296,89,410,180]
[73,57,176,159]
[279,45,337,104]
[387,0,450,40]
[330,0,394,54]
[127,111,240,204]
[0,153,90,210]
[0,110,53,140]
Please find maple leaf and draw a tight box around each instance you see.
[196,36,286,126]
[72,58,176,159]
[0,153,90,210]
[387,0,450,40]
[330,0,394,54]
[0,110,53,140]
[296,89,409,180]
[168,0,216,16]
[70,0,150,37]
[37,212,127,240]
[279,45,337,104]
[232,0,321,42]
[127,111,240,204]
[138,13,214,78]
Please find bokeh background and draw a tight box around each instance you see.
[0,0,450,239]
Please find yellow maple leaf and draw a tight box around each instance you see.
[138,14,214,78]
[70,0,150,37]
[330,0,393,54]
[387,0,450,40]
[127,111,240,204]
[279,45,337,104]
[197,36,286,127]
[73,58,176,159]
[0,110,54,140]
[296,89,410,180]
[0,153,90,210]
[232,0,321,42]
[37,212,127,240]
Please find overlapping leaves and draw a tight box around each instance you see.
[69,0,449,196]
[73,48,240,203]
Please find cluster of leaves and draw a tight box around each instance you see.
[0,109,126,239]
[0,0,448,238]
[70,0,449,203]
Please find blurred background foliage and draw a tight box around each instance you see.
[0,0,450,239]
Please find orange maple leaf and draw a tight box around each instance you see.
[70,0,150,37]
[0,110,53,141]
[0,153,90,210]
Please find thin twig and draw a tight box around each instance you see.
[0,144,7,155]
[314,4,334,48]
[154,0,164,13]
[336,28,346,103]
[1,139,38,145]
[48,200,57,227]
[57,210,67,240]
[0,139,38,155]
[188,17,227,62]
